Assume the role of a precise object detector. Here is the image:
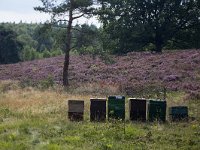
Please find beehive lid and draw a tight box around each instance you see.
[169,106,188,114]
[108,96,125,100]
[129,98,147,101]
[90,98,107,101]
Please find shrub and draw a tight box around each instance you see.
[20,46,40,61]
[37,76,54,89]
[186,91,200,100]
[19,78,36,88]
[42,49,51,58]
[51,49,63,57]
[19,76,54,90]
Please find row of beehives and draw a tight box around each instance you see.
[68,96,188,122]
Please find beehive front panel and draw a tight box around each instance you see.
[108,96,125,120]
[169,106,188,121]
[90,99,106,121]
[68,100,84,121]
[129,99,147,121]
[148,100,166,122]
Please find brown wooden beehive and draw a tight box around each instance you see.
[68,100,84,121]
[129,98,147,121]
[90,98,107,122]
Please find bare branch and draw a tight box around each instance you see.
[72,13,85,20]
[55,19,69,23]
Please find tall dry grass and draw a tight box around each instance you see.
[0,81,96,121]
[1,80,196,121]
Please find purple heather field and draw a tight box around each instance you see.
[0,50,200,95]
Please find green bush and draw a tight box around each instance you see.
[51,49,63,57]
[20,46,41,61]
[19,76,54,89]
[38,76,54,89]
[42,49,52,58]
[0,25,22,64]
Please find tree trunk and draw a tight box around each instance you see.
[63,7,73,86]
[63,50,70,86]
[155,42,162,53]
[155,33,163,53]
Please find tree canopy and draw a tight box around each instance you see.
[0,25,22,64]
[97,0,200,53]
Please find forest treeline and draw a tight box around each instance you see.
[0,0,200,65]
[0,22,102,64]
[0,21,199,64]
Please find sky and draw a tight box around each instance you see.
[0,0,100,26]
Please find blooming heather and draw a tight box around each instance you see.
[0,50,199,94]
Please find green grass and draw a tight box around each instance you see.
[0,81,199,150]
[0,116,199,150]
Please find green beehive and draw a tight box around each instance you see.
[147,100,166,122]
[169,106,188,121]
[108,96,125,120]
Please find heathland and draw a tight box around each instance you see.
[0,50,200,150]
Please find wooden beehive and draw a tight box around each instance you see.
[147,100,167,122]
[129,98,147,121]
[68,100,84,121]
[169,106,188,121]
[90,98,107,122]
[108,96,125,120]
